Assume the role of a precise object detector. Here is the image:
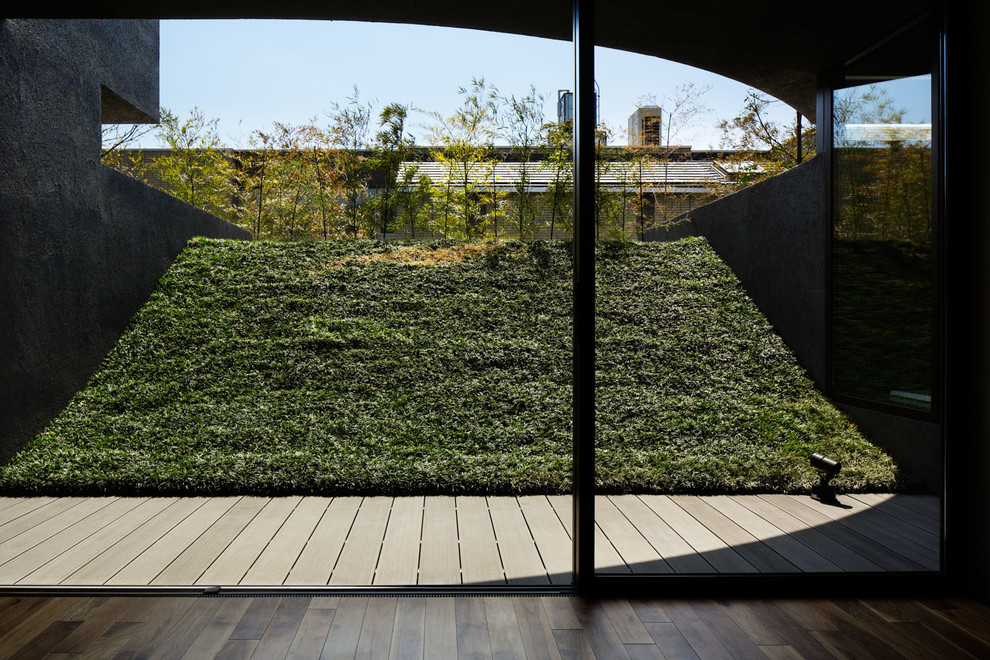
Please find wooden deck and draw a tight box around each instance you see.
[0,493,939,587]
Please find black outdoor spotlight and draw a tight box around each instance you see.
[809,453,841,505]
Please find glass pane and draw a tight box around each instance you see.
[832,74,934,411]
[15,19,577,589]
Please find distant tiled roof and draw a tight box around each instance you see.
[398,160,728,192]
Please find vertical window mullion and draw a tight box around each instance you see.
[572,0,596,590]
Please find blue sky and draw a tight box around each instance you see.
[147,19,800,149]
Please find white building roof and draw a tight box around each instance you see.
[398,160,728,193]
[842,123,932,143]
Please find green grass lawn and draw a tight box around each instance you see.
[0,237,914,496]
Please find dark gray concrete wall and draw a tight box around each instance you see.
[0,20,250,463]
[644,157,828,386]
[835,403,941,494]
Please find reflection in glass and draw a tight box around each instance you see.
[832,74,933,410]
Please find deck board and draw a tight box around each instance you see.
[797,495,939,565]
[374,496,424,585]
[487,497,549,585]
[732,495,886,573]
[418,496,461,585]
[241,497,330,585]
[609,495,715,574]
[18,498,173,585]
[152,496,267,585]
[327,497,391,586]
[702,495,840,573]
[105,497,241,585]
[546,494,630,574]
[641,495,756,573]
[0,498,114,562]
[517,495,572,584]
[196,496,301,586]
[672,496,799,573]
[0,494,940,586]
[0,498,143,585]
[848,493,937,528]
[0,497,57,528]
[596,496,673,574]
[456,497,505,585]
[758,495,929,572]
[64,498,209,585]
[285,496,360,586]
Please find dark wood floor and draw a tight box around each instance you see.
[1,593,989,658]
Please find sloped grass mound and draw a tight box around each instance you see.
[0,237,911,495]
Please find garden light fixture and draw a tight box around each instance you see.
[810,452,841,505]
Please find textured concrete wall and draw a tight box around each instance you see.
[644,157,828,386]
[0,20,250,463]
[835,403,941,493]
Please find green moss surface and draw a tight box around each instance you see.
[0,237,913,495]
